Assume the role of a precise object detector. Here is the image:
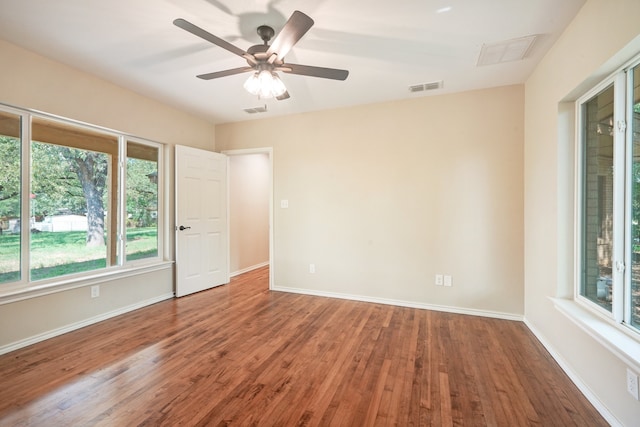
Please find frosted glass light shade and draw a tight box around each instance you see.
[243,72,261,95]
[271,74,287,97]
[244,70,287,98]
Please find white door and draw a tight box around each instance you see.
[175,145,228,297]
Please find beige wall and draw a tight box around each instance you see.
[0,267,173,350]
[0,40,214,148]
[228,153,270,274]
[0,39,216,353]
[525,0,640,425]
[217,85,524,317]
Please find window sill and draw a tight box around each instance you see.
[0,261,174,305]
[552,297,640,373]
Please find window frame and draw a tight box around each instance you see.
[575,55,640,338]
[0,103,166,301]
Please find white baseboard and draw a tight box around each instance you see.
[230,261,269,278]
[0,292,174,356]
[523,318,620,427]
[271,286,523,321]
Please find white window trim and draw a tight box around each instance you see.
[553,297,640,373]
[0,261,173,305]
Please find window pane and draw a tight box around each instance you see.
[581,84,614,312]
[0,112,22,284]
[125,141,158,261]
[630,65,640,329]
[30,118,118,280]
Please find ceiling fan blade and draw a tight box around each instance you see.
[197,67,254,80]
[266,11,314,64]
[276,91,291,101]
[174,18,251,60]
[281,63,349,80]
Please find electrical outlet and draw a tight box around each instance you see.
[309,264,316,274]
[90,285,100,298]
[435,274,443,286]
[444,275,452,287]
[627,368,639,400]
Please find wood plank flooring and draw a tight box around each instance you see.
[0,266,607,426]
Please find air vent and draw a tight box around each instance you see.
[409,81,443,93]
[243,105,268,114]
[477,35,537,66]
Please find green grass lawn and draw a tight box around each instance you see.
[0,228,158,283]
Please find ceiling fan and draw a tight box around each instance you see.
[173,10,349,100]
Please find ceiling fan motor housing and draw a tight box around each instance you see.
[247,44,269,55]
[246,43,277,65]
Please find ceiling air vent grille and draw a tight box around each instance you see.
[243,105,268,114]
[477,35,538,66]
[409,81,443,93]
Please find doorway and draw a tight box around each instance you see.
[224,148,273,289]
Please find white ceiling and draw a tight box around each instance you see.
[0,0,585,125]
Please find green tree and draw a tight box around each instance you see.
[31,142,85,217]
[2,136,146,250]
[30,142,108,248]
[0,136,20,219]
[127,158,157,228]
[68,150,108,247]
[54,147,109,247]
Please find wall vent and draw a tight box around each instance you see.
[243,105,268,114]
[409,81,443,93]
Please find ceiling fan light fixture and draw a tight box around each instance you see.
[270,73,287,97]
[258,69,273,87]
[244,69,287,99]
[243,72,261,95]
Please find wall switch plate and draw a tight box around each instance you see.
[280,200,289,208]
[91,285,100,298]
[444,275,452,287]
[435,274,443,286]
[627,368,639,400]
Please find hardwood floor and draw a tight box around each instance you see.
[0,266,607,426]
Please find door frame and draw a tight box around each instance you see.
[223,147,274,290]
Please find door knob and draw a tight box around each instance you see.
[178,225,191,231]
